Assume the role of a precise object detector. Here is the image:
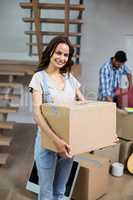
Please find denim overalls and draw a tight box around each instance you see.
[34,71,73,200]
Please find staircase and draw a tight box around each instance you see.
[20,0,85,77]
[0,78,21,165]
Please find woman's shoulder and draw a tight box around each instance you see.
[32,70,44,80]
[29,71,45,86]
[64,72,74,79]
[64,72,81,88]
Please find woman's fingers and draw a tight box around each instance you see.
[64,144,72,157]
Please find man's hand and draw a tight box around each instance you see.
[106,96,113,102]
[117,108,128,115]
[113,133,119,144]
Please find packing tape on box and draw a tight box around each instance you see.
[74,155,102,167]
[50,106,58,114]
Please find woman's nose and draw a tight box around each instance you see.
[60,54,65,60]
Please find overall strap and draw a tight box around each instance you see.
[39,71,58,114]
[69,74,75,89]
[39,71,53,103]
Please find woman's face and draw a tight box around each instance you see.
[50,43,69,69]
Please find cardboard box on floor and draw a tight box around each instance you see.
[117,110,133,140]
[72,153,110,200]
[94,143,120,164]
[41,101,116,155]
[119,139,133,165]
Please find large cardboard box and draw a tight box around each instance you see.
[94,143,120,164]
[72,153,110,200]
[117,110,133,140]
[41,101,116,155]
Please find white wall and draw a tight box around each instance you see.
[0,0,28,53]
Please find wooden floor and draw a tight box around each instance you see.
[0,123,133,200]
[0,123,36,200]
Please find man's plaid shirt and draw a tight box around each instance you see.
[98,58,131,101]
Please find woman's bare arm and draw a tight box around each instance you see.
[76,88,87,101]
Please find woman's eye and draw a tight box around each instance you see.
[55,51,62,55]
[55,51,69,57]
[64,54,69,57]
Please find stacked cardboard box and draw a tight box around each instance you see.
[72,153,110,200]
[117,109,133,140]
[94,142,120,164]
[117,109,133,167]
[119,139,133,165]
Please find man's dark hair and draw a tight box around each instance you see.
[114,51,127,63]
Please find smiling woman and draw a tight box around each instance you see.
[28,36,86,200]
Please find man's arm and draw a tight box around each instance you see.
[123,65,132,88]
[127,73,132,88]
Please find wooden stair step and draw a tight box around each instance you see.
[0,121,14,129]
[0,60,36,76]
[0,59,37,66]
[26,42,80,48]
[32,53,80,58]
[0,70,33,76]
[20,3,85,11]
[0,82,20,88]
[0,94,20,101]
[0,107,18,113]
[0,135,12,146]
[0,69,33,76]
[25,31,82,37]
[23,17,83,24]
[0,71,25,76]
[0,153,9,165]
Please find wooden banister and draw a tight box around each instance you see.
[23,17,83,24]
[32,0,43,61]
[20,3,85,11]
[25,31,82,37]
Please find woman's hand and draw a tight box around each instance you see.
[53,137,72,159]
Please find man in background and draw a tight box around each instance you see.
[98,50,132,102]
